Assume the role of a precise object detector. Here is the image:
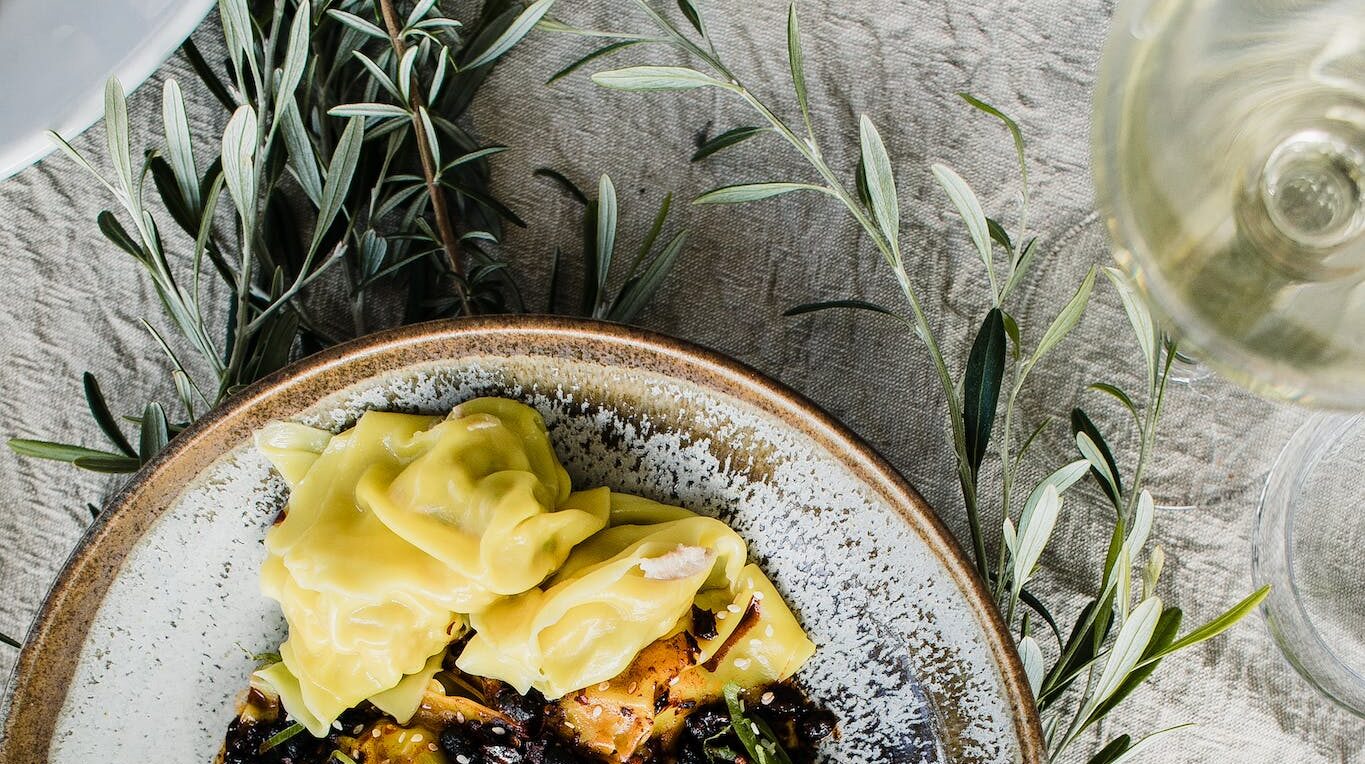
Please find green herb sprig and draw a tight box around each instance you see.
[550,2,1269,759]
[6,0,544,476]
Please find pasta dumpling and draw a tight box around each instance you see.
[458,509,748,698]
[256,399,607,734]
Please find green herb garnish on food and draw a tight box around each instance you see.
[260,722,305,753]
[722,683,794,764]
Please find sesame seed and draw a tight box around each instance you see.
[352,724,364,735]
[751,722,761,735]
[727,603,741,613]
[765,625,775,638]
[491,726,506,735]
[428,743,438,752]
[456,712,465,724]
[411,733,423,743]
[332,720,342,731]
[752,591,765,601]
[592,706,603,718]
[761,691,775,705]
[749,639,763,649]
[716,611,727,620]
[457,756,471,764]
[668,676,680,686]
[371,728,381,738]
[734,658,751,669]
[398,731,407,743]
[626,681,638,694]
[597,681,611,691]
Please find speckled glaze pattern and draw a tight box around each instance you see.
[0,316,1043,763]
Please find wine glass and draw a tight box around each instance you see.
[1093,0,1364,408]
[1093,0,1365,717]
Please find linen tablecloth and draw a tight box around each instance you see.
[0,1,1360,760]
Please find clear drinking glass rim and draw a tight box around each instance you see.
[1251,411,1365,718]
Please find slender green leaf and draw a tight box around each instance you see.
[161,81,200,213]
[83,373,136,457]
[1085,596,1163,715]
[406,0,440,28]
[327,102,410,119]
[547,40,644,84]
[1104,267,1158,387]
[1124,489,1155,563]
[97,211,145,260]
[1032,266,1095,362]
[594,174,618,308]
[612,230,686,323]
[859,116,900,255]
[676,0,705,35]
[397,46,419,102]
[139,403,169,463]
[1002,236,1039,298]
[1089,382,1140,423]
[723,684,793,764]
[260,722,305,753]
[693,182,831,205]
[987,216,1013,251]
[463,0,555,69]
[0,632,20,649]
[579,200,599,316]
[277,1,312,102]
[279,98,322,205]
[218,0,256,73]
[8,440,129,463]
[784,300,901,319]
[1103,725,1196,764]
[351,51,401,101]
[326,9,386,39]
[103,79,134,201]
[221,105,258,217]
[592,65,728,91]
[1018,635,1044,697]
[932,163,992,270]
[429,46,452,102]
[963,308,1006,476]
[72,455,143,473]
[1011,484,1061,593]
[787,3,812,137]
[959,93,1026,190]
[1072,409,1122,508]
[1136,586,1271,670]
[1086,736,1132,764]
[310,117,365,257]
[1018,588,1064,649]
[1089,606,1182,723]
[625,192,672,281]
[691,126,770,162]
[534,168,588,204]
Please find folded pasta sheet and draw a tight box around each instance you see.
[255,399,608,734]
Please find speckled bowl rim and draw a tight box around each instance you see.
[0,315,1045,762]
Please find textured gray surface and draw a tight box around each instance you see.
[0,1,1361,761]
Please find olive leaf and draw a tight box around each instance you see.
[963,308,1007,476]
[592,65,730,91]
[692,126,771,162]
[694,182,833,205]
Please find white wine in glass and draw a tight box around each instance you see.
[1094,0,1364,408]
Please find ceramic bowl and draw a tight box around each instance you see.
[0,0,214,182]
[0,316,1042,763]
